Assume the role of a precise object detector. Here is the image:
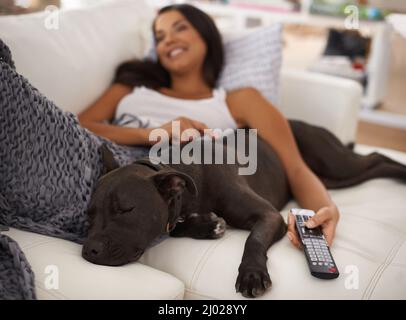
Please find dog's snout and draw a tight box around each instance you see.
[89,241,104,256]
[83,240,105,259]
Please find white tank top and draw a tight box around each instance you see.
[113,86,238,130]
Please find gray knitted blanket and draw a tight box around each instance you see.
[0,39,150,299]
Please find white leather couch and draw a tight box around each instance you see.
[1,0,405,300]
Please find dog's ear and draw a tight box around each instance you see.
[100,143,119,175]
[152,171,198,200]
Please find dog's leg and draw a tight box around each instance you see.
[170,212,226,239]
[318,149,406,189]
[215,188,287,298]
[321,160,406,188]
[289,120,406,188]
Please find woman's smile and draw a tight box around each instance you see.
[167,47,187,59]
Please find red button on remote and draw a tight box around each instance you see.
[329,267,337,273]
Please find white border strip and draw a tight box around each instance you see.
[359,109,406,130]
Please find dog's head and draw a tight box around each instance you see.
[82,144,197,266]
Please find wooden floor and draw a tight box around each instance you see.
[356,121,406,152]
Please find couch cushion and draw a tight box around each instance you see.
[2,228,184,300]
[0,0,154,115]
[139,145,406,299]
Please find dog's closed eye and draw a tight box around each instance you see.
[114,204,135,215]
[112,198,135,215]
[116,207,134,215]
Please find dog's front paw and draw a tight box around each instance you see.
[235,265,272,298]
[171,212,226,239]
[206,212,226,239]
[187,212,226,239]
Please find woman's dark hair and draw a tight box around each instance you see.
[113,4,224,89]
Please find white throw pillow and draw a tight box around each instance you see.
[0,0,154,115]
[219,24,283,106]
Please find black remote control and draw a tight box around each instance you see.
[290,208,339,280]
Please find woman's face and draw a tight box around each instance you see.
[154,10,207,76]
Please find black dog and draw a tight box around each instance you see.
[82,120,406,298]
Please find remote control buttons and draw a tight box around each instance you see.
[294,212,339,278]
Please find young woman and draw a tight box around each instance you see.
[0,4,338,246]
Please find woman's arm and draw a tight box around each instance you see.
[79,121,151,146]
[78,84,151,145]
[227,88,340,246]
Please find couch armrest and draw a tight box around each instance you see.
[279,69,362,145]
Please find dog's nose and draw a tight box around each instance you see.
[83,240,104,258]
